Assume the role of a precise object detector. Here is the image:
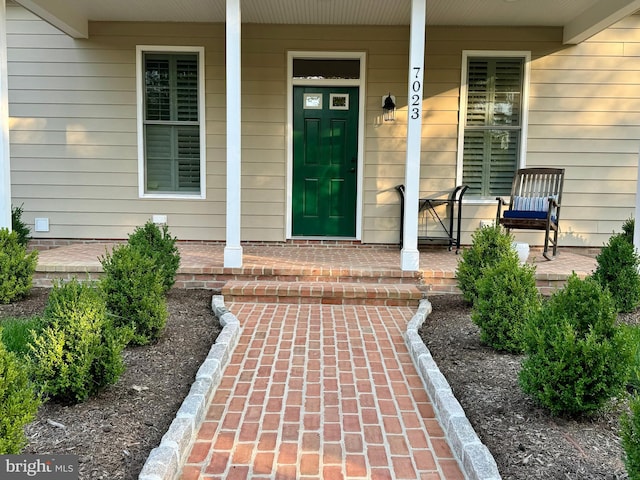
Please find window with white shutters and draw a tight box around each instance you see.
[142,52,202,194]
[461,56,525,197]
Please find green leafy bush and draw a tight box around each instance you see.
[28,279,128,403]
[127,221,180,293]
[0,332,40,454]
[624,325,640,393]
[519,274,632,416]
[472,255,540,353]
[0,316,44,358]
[100,244,168,345]
[622,217,635,245]
[11,204,30,248]
[456,224,518,305]
[593,233,640,313]
[622,394,640,480]
[0,228,38,304]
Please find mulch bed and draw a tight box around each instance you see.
[0,288,221,480]
[420,294,631,480]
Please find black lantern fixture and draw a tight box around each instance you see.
[382,93,396,121]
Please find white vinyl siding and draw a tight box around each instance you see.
[459,54,528,198]
[137,47,206,198]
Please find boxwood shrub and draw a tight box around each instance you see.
[28,279,128,403]
[100,243,168,345]
[127,221,180,293]
[456,224,517,305]
[519,274,632,416]
[0,228,38,304]
[472,255,540,353]
[0,334,40,454]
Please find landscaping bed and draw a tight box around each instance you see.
[420,294,630,480]
[0,287,220,480]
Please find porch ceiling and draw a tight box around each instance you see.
[10,0,640,44]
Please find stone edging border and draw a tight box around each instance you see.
[138,295,240,480]
[139,295,501,480]
[405,298,502,480]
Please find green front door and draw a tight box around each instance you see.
[292,86,359,237]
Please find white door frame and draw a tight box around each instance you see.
[286,51,366,240]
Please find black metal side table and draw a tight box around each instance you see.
[396,184,469,252]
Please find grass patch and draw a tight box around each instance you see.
[0,316,43,357]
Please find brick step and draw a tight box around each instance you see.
[172,268,423,290]
[34,266,423,290]
[221,280,424,306]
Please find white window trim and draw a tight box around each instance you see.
[136,45,206,199]
[456,50,531,203]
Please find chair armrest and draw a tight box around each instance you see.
[496,197,508,222]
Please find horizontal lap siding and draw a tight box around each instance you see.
[7,6,228,241]
[7,4,640,248]
[405,21,640,248]
[525,14,640,248]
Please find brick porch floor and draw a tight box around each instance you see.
[34,242,597,296]
[32,242,598,479]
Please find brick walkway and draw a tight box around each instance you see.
[33,241,598,479]
[180,303,464,480]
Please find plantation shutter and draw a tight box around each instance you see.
[463,58,523,197]
[144,53,200,193]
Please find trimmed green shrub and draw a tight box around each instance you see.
[622,217,635,245]
[11,204,30,248]
[519,274,632,416]
[127,221,180,293]
[0,332,40,454]
[622,394,640,480]
[100,243,168,345]
[0,228,38,304]
[593,233,640,313]
[28,279,128,403]
[0,317,44,358]
[472,255,541,353]
[624,325,640,393]
[456,224,518,305]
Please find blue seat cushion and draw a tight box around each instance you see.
[504,210,556,222]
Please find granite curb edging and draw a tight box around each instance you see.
[138,295,240,480]
[138,295,501,480]
[405,298,502,480]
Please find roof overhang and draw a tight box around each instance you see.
[10,0,640,44]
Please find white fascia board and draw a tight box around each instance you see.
[563,0,640,44]
[13,0,88,38]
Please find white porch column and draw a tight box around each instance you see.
[401,0,427,271]
[0,0,11,230]
[224,0,243,267]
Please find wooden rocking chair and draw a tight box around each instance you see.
[496,167,565,260]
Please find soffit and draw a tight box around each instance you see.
[10,0,640,44]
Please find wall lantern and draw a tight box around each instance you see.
[382,93,396,122]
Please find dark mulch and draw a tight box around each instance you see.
[0,288,221,480]
[3,288,635,479]
[419,294,630,480]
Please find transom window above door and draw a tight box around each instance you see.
[293,59,360,79]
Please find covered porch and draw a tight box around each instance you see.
[2,0,639,273]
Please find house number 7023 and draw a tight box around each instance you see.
[410,67,422,120]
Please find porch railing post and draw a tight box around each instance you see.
[401,0,427,271]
